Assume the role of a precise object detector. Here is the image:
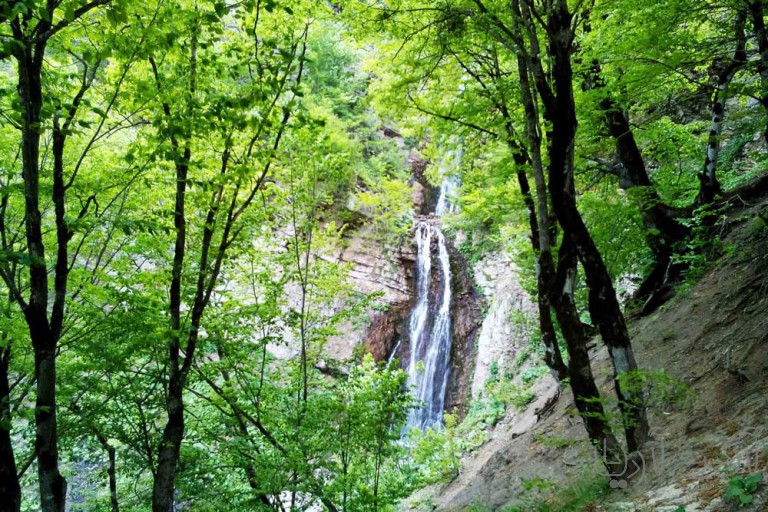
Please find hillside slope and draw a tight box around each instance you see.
[407,195,768,512]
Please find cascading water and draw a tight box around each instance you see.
[435,177,458,216]
[404,168,459,431]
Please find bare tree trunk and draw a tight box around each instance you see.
[551,239,622,462]
[92,433,119,512]
[510,56,571,381]
[590,69,690,247]
[151,127,191,512]
[505,132,569,381]
[106,446,118,512]
[509,65,621,463]
[15,43,68,512]
[150,21,198,508]
[5,5,111,511]
[697,10,747,205]
[149,23,306,507]
[485,0,623,461]
[577,45,690,305]
[152,378,185,512]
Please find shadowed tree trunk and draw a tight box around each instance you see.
[94,433,119,512]
[589,67,690,246]
[150,23,308,509]
[4,3,112,510]
[15,40,68,512]
[575,26,690,304]
[599,92,691,307]
[551,238,622,461]
[503,122,569,382]
[511,56,569,382]
[446,39,570,381]
[0,340,20,512]
[529,0,650,453]
[150,33,195,505]
[457,0,623,462]
[502,51,623,463]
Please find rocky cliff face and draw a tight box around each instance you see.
[444,243,482,416]
[326,225,416,362]
[327,158,484,419]
[267,159,532,425]
[383,159,485,418]
[470,253,538,396]
[313,147,493,419]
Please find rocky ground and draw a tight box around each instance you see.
[405,196,768,511]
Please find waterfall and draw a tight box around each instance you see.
[404,173,458,431]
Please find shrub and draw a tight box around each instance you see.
[725,472,763,507]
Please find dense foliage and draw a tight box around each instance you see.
[1,0,766,511]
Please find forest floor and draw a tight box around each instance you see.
[405,194,768,512]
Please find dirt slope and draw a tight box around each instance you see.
[407,197,768,512]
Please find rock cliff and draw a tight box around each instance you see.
[470,253,538,396]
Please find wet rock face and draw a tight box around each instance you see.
[323,225,416,362]
[364,300,411,362]
[326,150,426,364]
[371,215,484,420]
[444,243,483,417]
[326,150,485,421]
[364,228,482,421]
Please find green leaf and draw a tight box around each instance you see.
[64,3,75,22]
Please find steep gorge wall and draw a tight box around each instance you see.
[323,150,485,418]
[328,225,415,362]
[369,159,484,417]
[271,154,536,424]
[444,243,482,416]
[320,148,543,420]
[470,254,538,396]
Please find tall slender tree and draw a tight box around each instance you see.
[128,3,312,508]
[0,2,136,509]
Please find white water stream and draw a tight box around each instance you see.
[404,169,459,431]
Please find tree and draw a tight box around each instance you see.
[123,2,313,508]
[0,1,142,509]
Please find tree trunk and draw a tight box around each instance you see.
[151,144,190,512]
[506,135,569,381]
[151,28,195,507]
[697,10,747,205]
[32,344,66,512]
[748,0,768,146]
[577,57,690,303]
[596,91,690,246]
[0,344,21,512]
[93,433,119,512]
[16,44,67,512]
[511,56,569,381]
[550,239,623,464]
[152,379,184,512]
[504,0,626,460]
[544,0,650,453]
[106,445,118,512]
